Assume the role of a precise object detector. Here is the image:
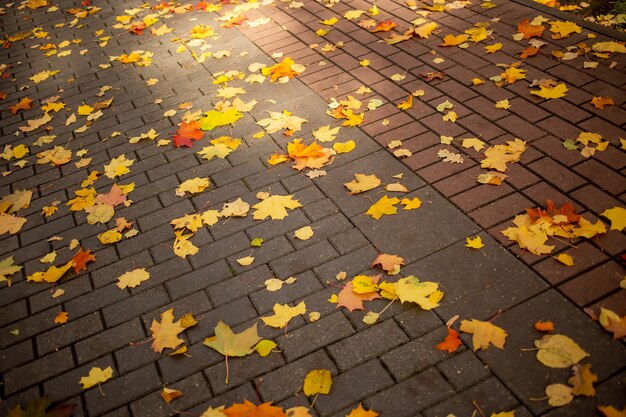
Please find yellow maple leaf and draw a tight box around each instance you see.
[197,144,232,161]
[440,34,468,46]
[261,301,306,328]
[341,109,364,127]
[27,260,73,283]
[400,197,421,210]
[485,42,503,53]
[176,178,210,197]
[601,207,626,231]
[252,194,301,220]
[0,257,22,283]
[414,22,438,38]
[80,366,113,389]
[171,213,204,232]
[85,204,114,225]
[462,138,486,152]
[150,309,196,353]
[393,276,442,310]
[199,108,243,131]
[98,229,122,244]
[344,174,381,194]
[36,146,72,166]
[173,230,199,258]
[530,82,568,99]
[312,125,340,142]
[367,195,400,219]
[550,20,582,39]
[104,154,134,179]
[465,235,485,249]
[397,94,413,110]
[117,268,150,289]
[460,319,507,351]
[0,189,32,214]
[346,404,379,417]
[77,104,94,116]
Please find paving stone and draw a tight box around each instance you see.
[186,297,259,344]
[313,150,424,218]
[256,349,337,402]
[130,373,212,417]
[0,340,35,373]
[208,265,272,307]
[4,348,74,395]
[85,364,161,416]
[365,368,454,417]
[277,311,355,362]
[166,260,232,301]
[423,377,519,417]
[36,311,103,356]
[43,356,115,402]
[353,187,479,264]
[206,349,286,395]
[436,349,490,391]
[270,240,339,279]
[75,319,146,365]
[475,290,626,415]
[328,318,409,371]
[315,360,394,417]
[403,232,547,320]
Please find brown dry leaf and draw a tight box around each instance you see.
[568,363,597,397]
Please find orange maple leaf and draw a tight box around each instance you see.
[173,120,204,147]
[72,248,96,273]
[94,184,127,206]
[526,200,580,224]
[518,19,545,39]
[520,46,540,58]
[224,400,286,417]
[591,96,614,110]
[436,327,462,353]
[371,253,405,272]
[9,97,33,115]
[371,20,397,33]
[534,320,555,332]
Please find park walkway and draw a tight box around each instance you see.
[0,0,624,416]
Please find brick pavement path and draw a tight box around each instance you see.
[0,0,625,416]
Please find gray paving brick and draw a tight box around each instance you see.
[36,311,103,356]
[270,240,339,279]
[189,232,250,269]
[257,349,337,403]
[186,297,259,345]
[65,283,129,320]
[75,319,146,365]
[43,356,115,402]
[476,290,626,415]
[208,265,272,307]
[404,232,547,321]
[91,251,154,289]
[4,348,74,394]
[158,342,223,385]
[166,259,232,301]
[141,291,212,329]
[206,349,286,395]
[0,306,61,348]
[365,368,454,417]
[0,340,35,373]
[227,235,295,274]
[436,349,490,391]
[328,318,409,371]
[277,311,355,362]
[103,286,170,328]
[85,364,161,416]
[424,377,518,417]
[250,270,324,314]
[315,360,394,417]
[313,245,378,283]
[130,373,212,417]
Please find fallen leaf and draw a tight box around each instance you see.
[568,363,597,397]
[394,276,442,310]
[546,383,574,406]
[104,154,134,179]
[176,178,210,196]
[465,236,484,250]
[436,327,462,353]
[601,207,626,231]
[530,82,568,99]
[117,268,150,289]
[54,311,69,324]
[80,366,113,389]
[366,195,400,219]
[161,387,183,403]
[344,174,381,194]
[535,321,555,332]
[0,256,22,283]
[460,319,507,351]
[534,334,589,368]
[591,96,615,109]
[254,339,278,357]
[150,309,197,353]
[252,195,301,220]
[261,302,306,328]
[27,261,73,283]
[597,405,626,417]
[71,248,95,273]
[554,253,574,266]
[294,226,314,240]
[371,253,404,272]
[237,256,254,266]
[303,369,332,396]
[224,400,286,417]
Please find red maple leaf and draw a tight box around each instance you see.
[436,327,462,353]
[173,120,204,148]
[526,200,580,224]
[72,249,96,273]
[195,0,209,9]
